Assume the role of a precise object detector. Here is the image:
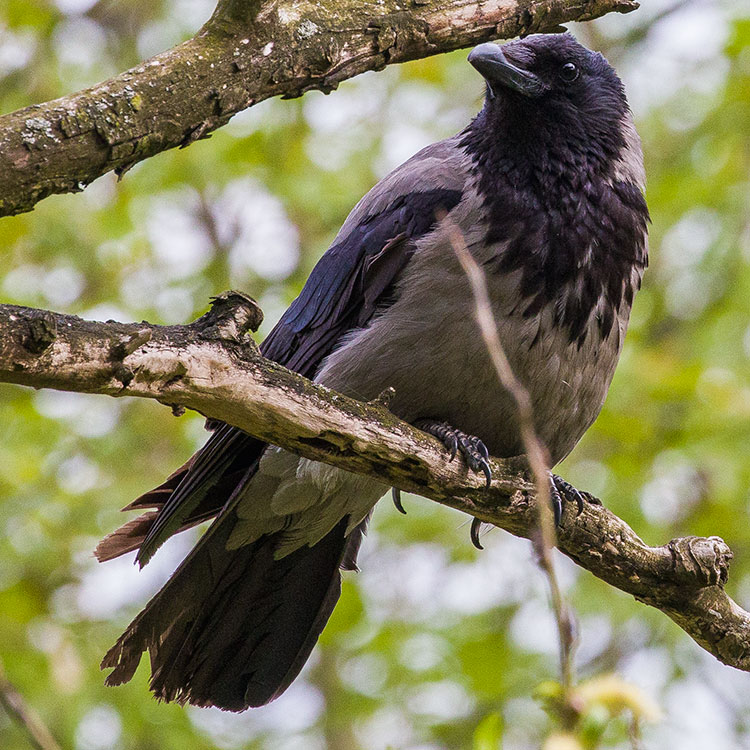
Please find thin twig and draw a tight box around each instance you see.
[443,216,577,699]
[629,718,644,750]
[0,660,62,750]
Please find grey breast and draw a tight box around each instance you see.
[316,157,631,465]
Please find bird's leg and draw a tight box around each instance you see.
[414,419,492,550]
[549,474,598,526]
[414,419,492,487]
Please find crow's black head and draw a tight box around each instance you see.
[462,33,649,347]
[468,33,631,170]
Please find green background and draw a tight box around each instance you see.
[1,1,750,747]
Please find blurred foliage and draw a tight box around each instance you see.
[1,1,750,749]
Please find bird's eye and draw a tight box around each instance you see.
[560,62,579,83]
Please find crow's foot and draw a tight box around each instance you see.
[415,419,491,550]
[549,474,587,526]
[414,419,492,488]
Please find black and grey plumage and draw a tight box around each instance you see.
[97,33,649,711]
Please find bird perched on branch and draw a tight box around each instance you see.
[97,33,649,711]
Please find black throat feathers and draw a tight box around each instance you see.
[460,105,650,347]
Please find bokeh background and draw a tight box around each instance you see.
[2,0,750,747]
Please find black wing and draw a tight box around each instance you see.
[262,188,462,376]
[117,186,462,565]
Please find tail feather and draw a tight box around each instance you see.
[102,514,362,710]
[94,513,159,562]
[124,458,193,510]
[94,502,220,563]
[96,464,259,563]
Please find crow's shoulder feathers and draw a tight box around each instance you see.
[261,139,467,375]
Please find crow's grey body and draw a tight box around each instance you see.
[233,126,644,556]
[316,137,640,462]
[98,34,649,711]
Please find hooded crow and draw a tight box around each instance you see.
[98,33,649,711]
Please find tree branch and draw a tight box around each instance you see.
[0,0,638,218]
[0,294,748,672]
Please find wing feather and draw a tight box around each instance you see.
[114,149,466,563]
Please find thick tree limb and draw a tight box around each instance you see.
[0,293,748,672]
[0,0,637,217]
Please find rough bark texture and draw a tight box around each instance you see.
[0,0,637,217]
[1,294,749,672]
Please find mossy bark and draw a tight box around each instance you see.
[1,295,749,673]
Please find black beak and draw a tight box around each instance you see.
[468,42,545,98]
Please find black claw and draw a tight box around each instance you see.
[447,435,458,461]
[392,487,407,515]
[476,440,490,461]
[552,474,585,516]
[415,419,492,489]
[463,449,492,488]
[479,459,492,488]
[549,474,588,526]
[470,517,484,550]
